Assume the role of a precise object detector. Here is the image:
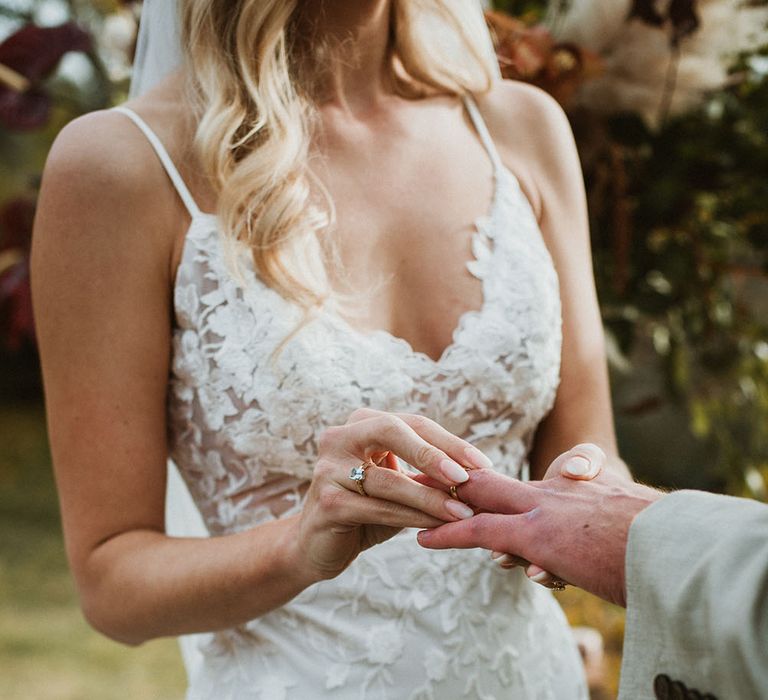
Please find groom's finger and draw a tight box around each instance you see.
[454,470,540,515]
[411,471,540,516]
[416,512,530,553]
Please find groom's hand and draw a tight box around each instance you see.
[416,447,663,607]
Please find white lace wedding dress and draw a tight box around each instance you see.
[114,95,588,700]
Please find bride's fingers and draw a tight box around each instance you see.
[342,409,493,473]
[393,413,493,471]
[328,415,471,487]
[493,553,530,569]
[525,564,562,588]
[325,487,445,529]
[348,465,475,522]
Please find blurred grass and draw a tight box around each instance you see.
[0,401,186,700]
[0,400,624,699]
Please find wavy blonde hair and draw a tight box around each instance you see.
[180,0,496,319]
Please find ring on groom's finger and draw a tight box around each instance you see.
[349,460,375,497]
[449,485,460,500]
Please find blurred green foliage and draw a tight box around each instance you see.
[590,52,768,498]
[489,0,768,499]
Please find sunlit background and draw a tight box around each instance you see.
[1,1,766,698]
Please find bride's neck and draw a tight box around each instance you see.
[293,0,395,113]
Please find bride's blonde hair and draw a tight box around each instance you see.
[180,0,496,317]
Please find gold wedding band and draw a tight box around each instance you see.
[449,485,460,500]
[349,460,374,497]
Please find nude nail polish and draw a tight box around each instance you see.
[464,447,493,470]
[496,554,519,568]
[445,500,474,520]
[564,456,591,476]
[529,571,551,584]
[440,459,469,484]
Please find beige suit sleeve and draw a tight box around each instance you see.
[618,490,768,700]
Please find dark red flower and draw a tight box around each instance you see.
[629,0,701,47]
[0,197,37,351]
[0,22,92,130]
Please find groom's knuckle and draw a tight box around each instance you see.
[469,512,495,538]
[465,469,495,496]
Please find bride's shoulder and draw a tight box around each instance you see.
[44,85,188,202]
[476,79,572,146]
[36,88,190,280]
[43,108,155,205]
[474,80,580,220]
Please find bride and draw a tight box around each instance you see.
[32,0,627,697]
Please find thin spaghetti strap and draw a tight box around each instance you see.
[112,106,202,219]
[462,94,504,175]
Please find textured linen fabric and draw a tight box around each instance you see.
[620,490,768,699]
[116,96,588,700]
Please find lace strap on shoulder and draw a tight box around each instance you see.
[462,94,504,175]
[112,106,201,219]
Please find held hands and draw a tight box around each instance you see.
[294,408,659,608]
[492,444,607,587]
[294,408,492,582]
[417,444,664,607]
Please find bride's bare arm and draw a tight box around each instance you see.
[481,82,630,480]
[32,113,479,646]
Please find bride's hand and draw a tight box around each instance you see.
[293,408,492,581]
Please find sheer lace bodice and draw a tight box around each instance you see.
[114,96,586,699]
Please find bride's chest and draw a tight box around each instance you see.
[168,178,562,478]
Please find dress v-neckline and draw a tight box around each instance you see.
[320,95,508,366]
[323,164,507,366]
[140,92,512,366]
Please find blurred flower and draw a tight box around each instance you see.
[485,9,603,108]
[0,198,36,352]
[0,22,91,130]
[552,0,768,127]
[99,6,140,82]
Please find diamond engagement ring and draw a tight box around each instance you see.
[349,460,374,497]
[549,579,568,592]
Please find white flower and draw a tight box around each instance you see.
[424,647,450,683]
[364,623,403,665]
[175,284,200,328]
[325,663,351,690]
[553,0,768,127]
[172,331,207,386]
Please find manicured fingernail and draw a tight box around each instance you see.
[445,499,474,520]
[564,456,591,476]
[496,554,519,568]
[440,459,469,484]
[464,447,493,470]
[490,551,505,560]
[529,570,551,584]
